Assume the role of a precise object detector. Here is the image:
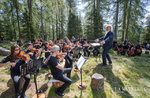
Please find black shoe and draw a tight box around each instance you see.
[15,93,20,98]
[109,62,112,65]
[55,90,64,96]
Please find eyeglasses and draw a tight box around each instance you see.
[15,49,20,51]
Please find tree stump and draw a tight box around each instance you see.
[0,47,10,56]
[52,81,64,88]
[91,73,104,91]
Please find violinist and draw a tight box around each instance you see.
[43,42,51,58]
[0,44,30,98]
[62,43,73,78]
[135,42,142,56]
[83,41,91,57]
[34,40,42,49]
[49,40,54,46]
[47,45,72,96]
[118,43,125,55]
[24,43,40,60]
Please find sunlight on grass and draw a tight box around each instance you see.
[0,53,150,98]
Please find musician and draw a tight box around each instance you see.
[43,42,51,58]
[24,43,38,60]
[83,41,90,57]
[47,45,72,96]
[96,26,113,66]
[0,44,30,98]
[135,42,142,56]
[118,42,125,55]
[127,44,136,56]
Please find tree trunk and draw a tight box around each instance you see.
[114,0,120,41]
[40,0,44,40]
[56,14,58,40]
[122,0,128,41]
[10,1,17,40]
[125,0,132,40]
[52,25,55,41]
[28,0,33,41]
[15,0,21,40]
[61,9,64,39]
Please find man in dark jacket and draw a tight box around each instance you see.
[96,26,114,66]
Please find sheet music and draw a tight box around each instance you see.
[90,43,100,47]
[77,56,86,70]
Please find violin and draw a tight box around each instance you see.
[56,52,67,59]
[50,43,54,46]
[30,48,40,53]
[16,51,31,62]
[64,45,72,50]
[47,46,51,50]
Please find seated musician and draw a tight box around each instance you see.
[34,40,42,49]
[83,41,90,57]
[127,44,136,56]
[135,42,142,56]
[62,43,73,78]
[43,42,51,58]
[47,45,72,96]
[119,43,125,55]
[24,43,39,60]
[0,44,30,98]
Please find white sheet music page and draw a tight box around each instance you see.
[77,56,86,70]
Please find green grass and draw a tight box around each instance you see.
[0,51,150,98]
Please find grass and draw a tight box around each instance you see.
[0,49,150,98]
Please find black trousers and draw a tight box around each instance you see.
[102,48,112,65]
[54,68,72,93]
[11,73,30,96]
[83,49,90,57]
[65,55,73,78]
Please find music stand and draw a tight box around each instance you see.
[90,43,102,62]
[20,58,45,98]
[76,55,87,89]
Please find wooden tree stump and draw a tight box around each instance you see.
[91,73,104,91]
[0,47,10,56]
[52,81,64,88]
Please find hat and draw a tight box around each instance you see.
[51,45,60,52]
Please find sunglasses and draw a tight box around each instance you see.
[15,49,20,51]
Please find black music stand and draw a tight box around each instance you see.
[90,43,102,62]
[76,55,87,89]
[20,58,45,98]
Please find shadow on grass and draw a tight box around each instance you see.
[47,87,62,98]
[0,79,15,98]
[93,64,133,98]
[91,88,106,98]
[71,72,80,83]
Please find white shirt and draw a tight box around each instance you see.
[104,30,110,38]
[103,30,110,44]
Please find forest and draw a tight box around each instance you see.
[0,0,149,43]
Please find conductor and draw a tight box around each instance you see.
[95,26,114,66]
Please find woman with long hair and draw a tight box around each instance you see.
[0,44,30,98]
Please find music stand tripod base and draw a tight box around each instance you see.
[77,82,86,90]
